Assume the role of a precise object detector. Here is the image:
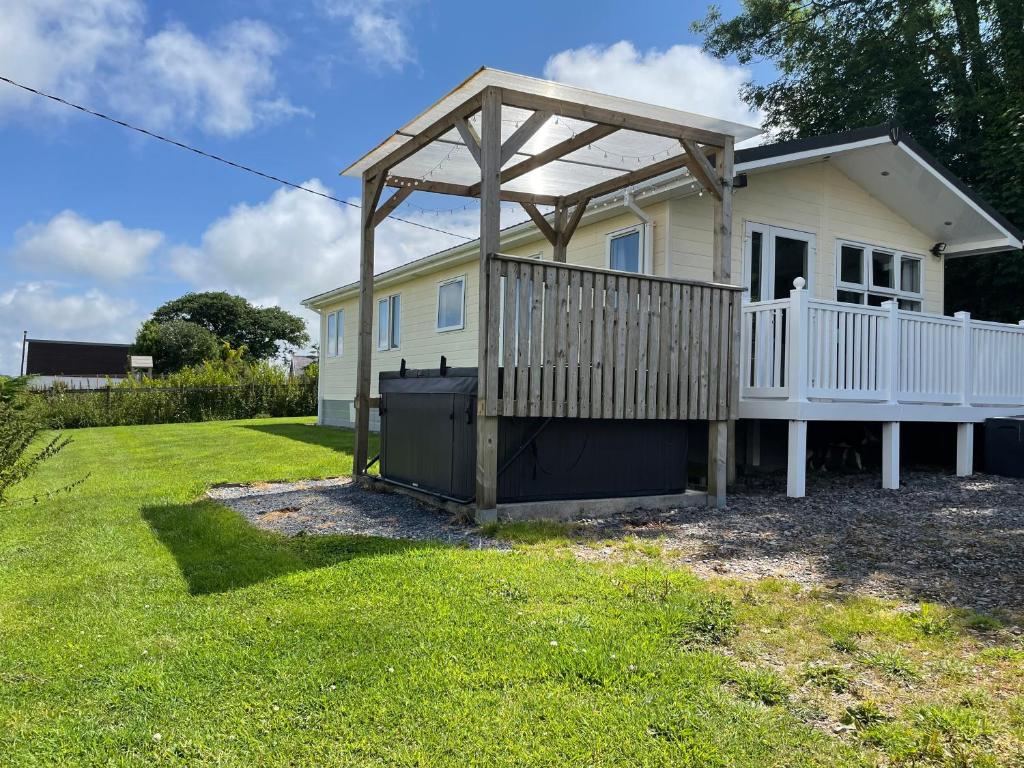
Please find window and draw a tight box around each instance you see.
[744,222,816,300]
[607,226,643,273]
[377,294,400,350]
[835,240,923,311]
[325,309,343,356]
[437,276,465,332]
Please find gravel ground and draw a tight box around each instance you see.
[208,478,501,549]
[576,471,1024,614]
[210,471,1024,614]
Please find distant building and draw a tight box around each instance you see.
[290,354,316,378]
[25,339,132,390]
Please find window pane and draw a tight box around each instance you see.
[609,231,640,273]
[773,235,808,299]
[898,299,921,312]
[336,310,343,355]
[900,258,921,294]
[872,250,894,289]
[326,312,337,356]
[749,231,762,301]
[840,245,864,285]
[867,293,889,307]
[378,299,389,349]
[390,295,401,348]
[837,290,864,304]
[438,280,463,329]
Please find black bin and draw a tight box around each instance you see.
[983,417,1024,478]
[379,368,477,502]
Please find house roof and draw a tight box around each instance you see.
[736,123,1024,254]
[304,124,1022,309]
[25,339,131,377]
[341,67,760,201]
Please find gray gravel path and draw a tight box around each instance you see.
[208,478,501,549]
[576,471,1024,614]
[210,471,1024,614]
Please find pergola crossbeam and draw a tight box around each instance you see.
[561,151,693,207]
[500,109,553,165]
[386,175,560,207]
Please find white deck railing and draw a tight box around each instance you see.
[742,280,1024,408]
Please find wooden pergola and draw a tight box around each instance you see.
[341,68,759,514]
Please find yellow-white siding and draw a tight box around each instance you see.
[315,160,944,414]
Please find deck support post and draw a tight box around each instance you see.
[956,423,974,477]
[353,171,386,476]
[882,421,900,489]
[726,420,737,484]
[787,420,807,498]
[475,86,502,522]
[708,420,728,508]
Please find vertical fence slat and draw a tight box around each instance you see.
[554,266,570,417]
[603,278,617,418]
[566,269,582,418]
[515,266,532,417]
[502,261,519,417]
[668,284,681,420]
[541,265,557,417]
[590,273,604,419]
[614,275,629,419]
[528,263,544,417]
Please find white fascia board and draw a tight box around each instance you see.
[735,136,892,173]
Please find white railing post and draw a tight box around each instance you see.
[883,300,899,404]
[955,311,972,406]
[788,277,809,403]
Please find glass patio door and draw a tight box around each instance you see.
[744,223,815,301]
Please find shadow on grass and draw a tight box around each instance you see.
[239,422,368,452]
[142,499,439,595]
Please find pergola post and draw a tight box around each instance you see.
[552,204,568,262]
[353,171,385,476]
[475,87,502,521]
[707,136,735,505]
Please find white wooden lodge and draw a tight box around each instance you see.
[305,68,1024,515]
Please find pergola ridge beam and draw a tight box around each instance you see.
[455,118,482,166]
[500,109,553,165]
[681,139,723,200]
[500,88,730,147]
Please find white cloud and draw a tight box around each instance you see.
[0,282,141,375]
[169,179,479,330]
[0,0,302,136]
[12,210,163,281]
[320,0,414,71]
[543,41,760,127]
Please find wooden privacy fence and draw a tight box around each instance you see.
[482,253,743,420]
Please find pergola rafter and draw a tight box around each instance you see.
[342,68,759,511]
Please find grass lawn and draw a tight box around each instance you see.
[1,417,1022,766]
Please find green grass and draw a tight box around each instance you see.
[1,418,1020,766]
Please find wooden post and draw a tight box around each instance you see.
[956,423,974,477]
[882,421,900,489]
[712,137,734,283]
[552,204,568,262]
[707,419,728,508]
[475,87,502,522]
[787,420,807,498]
[354,171,385,476]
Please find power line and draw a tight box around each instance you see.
[0,74,473,241]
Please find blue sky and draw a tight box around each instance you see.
[0,0,767,374]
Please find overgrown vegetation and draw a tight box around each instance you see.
[25,352,317,429]
[0,394,80,505]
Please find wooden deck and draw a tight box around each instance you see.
[483,253,744,421]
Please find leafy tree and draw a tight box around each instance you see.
[696,0,1024,320]
[150,292,309,360]
[133,319,220,374]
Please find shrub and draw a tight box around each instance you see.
[0,403,82,505]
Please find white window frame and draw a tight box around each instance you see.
[325,309,343,357]
[743,221,817,300]
[377,294,401,351]
[833,239,924,310]
[436,275,466,333]
[606,225,645,274]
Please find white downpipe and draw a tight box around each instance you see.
[623,191,655,275]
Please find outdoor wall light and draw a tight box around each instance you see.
[930,242,947,257]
